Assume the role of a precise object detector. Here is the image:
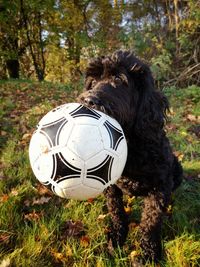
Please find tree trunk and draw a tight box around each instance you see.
[6,59,19,79]
[20,0,45,81]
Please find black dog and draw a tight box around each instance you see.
[78,50,183,262]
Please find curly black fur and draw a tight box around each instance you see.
[78,50,183,262]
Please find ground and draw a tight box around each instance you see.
[0,80,200,267]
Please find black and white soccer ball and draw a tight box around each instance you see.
[29,103,127,200]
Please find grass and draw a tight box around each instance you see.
[0,80,200,266]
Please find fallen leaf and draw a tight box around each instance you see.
[60,220,85,238]
[174,151,184,161]
[124,206,132,214]
[188,125,200,138]
[87,198,94,203]
[0,195,9,203]
[32,196,51,205]
[80,236,90,247]
[34,235,41,242]
[0,233,11,244]
[50,249,64,262]
[187,114,200,123]
[97,214,107,221]
[10,189,18,196]
[165,124,178,132]
[24,199,31,207]
[24,210,43,221]
[22,133,32,140]
[40,145,49,154]
[37,184,53,196]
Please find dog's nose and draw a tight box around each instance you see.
[84,96,101,106]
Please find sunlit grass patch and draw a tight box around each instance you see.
[165,234,200,267]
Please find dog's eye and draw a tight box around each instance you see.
[114,76,122,84]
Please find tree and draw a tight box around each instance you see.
[0,0,25,78]
[20,0,52,81]
[48,0,91,80]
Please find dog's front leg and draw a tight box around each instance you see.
[104,184,128,252]
[139,191,167,262]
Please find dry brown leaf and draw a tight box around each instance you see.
[0,233,11,244]
[50,249,64,262]
[37,184,53,196]
[24,210,43,221]
[22,133,32,140]
[87,198,94,203]
[0,195,9,203]
[32,196,51,205]
[187,114,200,123]
[174,151,184,161]
[61,220,85,238]
[80,236,90,247]
[24,199,31,207]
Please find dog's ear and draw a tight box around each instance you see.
[128,56,169,140]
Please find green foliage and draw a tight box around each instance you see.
[0,0,20,59]
[151,50,172,82]
[0,81,200,266]
[0,0,199,85]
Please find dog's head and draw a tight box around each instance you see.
[79,50,168,139]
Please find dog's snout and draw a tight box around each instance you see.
[84,96,101,107]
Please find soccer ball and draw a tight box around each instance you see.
[29,103,127,200]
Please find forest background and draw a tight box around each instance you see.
[0,0,199,88]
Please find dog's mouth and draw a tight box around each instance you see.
[78,94,114,118]
[77,92,132,132]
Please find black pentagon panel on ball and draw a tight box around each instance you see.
[87,155,114,185]
[40,117,67,147]
[70,105,101,120]
[53,152,81,182]
[104,120,124,150]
